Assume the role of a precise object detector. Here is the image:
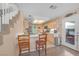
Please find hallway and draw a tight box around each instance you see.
[21,46,79,56]
[1,3,79,56]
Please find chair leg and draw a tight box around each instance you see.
[28,48,30,53]
[27,48,30,55]
[19,50,21,56]
[42,45,44,50]
[36,43,37,51]
[45,48,46,56]
[28,44,30,52]
[45,45,47,56]
[38,44,40,56]
[39,47,40,56]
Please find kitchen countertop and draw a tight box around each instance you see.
[30,34,39,37]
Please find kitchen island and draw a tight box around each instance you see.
[30,33,54,51]
[16,33,54,55]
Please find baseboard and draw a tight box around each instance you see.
[62,45,79,52]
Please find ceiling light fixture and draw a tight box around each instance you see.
[49,4,57,9]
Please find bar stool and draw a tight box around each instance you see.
[36,33,47,56]
[18,34,30,55]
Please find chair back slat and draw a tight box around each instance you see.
[18,34,30,55]
[39,34,47,42]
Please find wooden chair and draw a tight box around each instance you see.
[18,34,30,55]
[36,33,47,56]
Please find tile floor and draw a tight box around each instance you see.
[21,46,79,56]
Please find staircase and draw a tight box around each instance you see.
[0,3,19,45]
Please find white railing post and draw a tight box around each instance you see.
[1,3,18,25]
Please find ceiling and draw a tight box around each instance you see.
[15,3,79,24]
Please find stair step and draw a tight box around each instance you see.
[0,33,3,46]
[1,24,10,35]
[9,20,14,28]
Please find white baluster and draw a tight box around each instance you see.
[13,11,15,17]
[2,4,5,24]
[4,14,9,24]
[2,9,4,24]
[9,12,13,20]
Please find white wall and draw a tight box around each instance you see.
[61,14,79,51]
[0,17,1,32]
[0,12,24,56]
